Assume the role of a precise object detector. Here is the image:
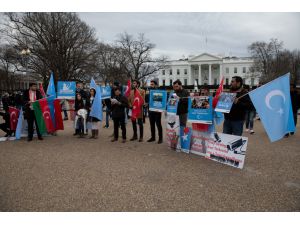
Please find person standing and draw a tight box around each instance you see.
[128,80,145,142]
[244,86,256,134]
[87,88,100,139]
[172,79,189,127]
[74,93,89,138]
[111,87,128,143]
[74,81,88,135]
[223,76,250,136]
[23,82,43,141]
[285,83,299,137]
[147,80,163,144]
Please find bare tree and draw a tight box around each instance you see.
[2,12,98,85]
[116,32,167,83]
[0,44,19,90]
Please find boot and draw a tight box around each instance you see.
[89,130,95,139]
[130,135,137,141]
[94,130,98,139]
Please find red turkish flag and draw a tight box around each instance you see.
[131,89,144,120]
[9,106,20,131]
[213,76,224,108]
[54,99,64,130]
[124,80,131,97]
[39,98,55,133]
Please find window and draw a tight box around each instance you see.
[234,67,237,73]
[162,70,165,75]
[214,79,217,85]
[251,78,254,86]
[226,78,229,85]
[184,69,187,75]
[169,69,173,75]
[177,69,180,75]
[184,79,187,86]
[162,79,165,86]
[226,67,229,74]
[170,79,173,85]
[243,67,246,73]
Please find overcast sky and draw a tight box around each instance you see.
[79,12,300,60]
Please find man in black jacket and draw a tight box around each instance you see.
[111,87,128,143]
[223,76,250,136]
[147,80,163,144]
[23,82,43,141]
[173,79,189,127]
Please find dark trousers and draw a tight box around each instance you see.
[223,119,244,136]
[149,111,162,140]
[179,113,188,127]
[27,110,42,139]
[132,118,143,138]
[113,118,126,140]
[0,123,11,135]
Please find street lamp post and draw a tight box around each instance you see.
[20,48,31,89]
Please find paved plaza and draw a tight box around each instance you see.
[0,117,299,211]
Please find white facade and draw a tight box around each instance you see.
[158,53,260,87]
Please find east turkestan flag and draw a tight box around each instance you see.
[249,73,295,142]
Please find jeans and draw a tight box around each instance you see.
[113,118,126,139]
[245,110,256,130]
[149,111,163,140]
[223,120,244,136]
[105,108,111,127]
[132,118,143,138]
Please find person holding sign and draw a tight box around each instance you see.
[172,79,189,127]
[111,87,128,143]
[147,80,163,144]
[223,76,251,136]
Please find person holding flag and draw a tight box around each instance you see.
[128,80,145,142]
[223,76,251,136]
[87,87,101,139]
[23,82,43,141]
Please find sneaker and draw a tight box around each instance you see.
[250,130,255,134]
[245,129,249,132]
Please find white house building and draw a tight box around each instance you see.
[158,53,260,87]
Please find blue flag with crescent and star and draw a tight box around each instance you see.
[249,73,295,142]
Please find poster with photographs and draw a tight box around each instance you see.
[149,90,167,112]
[215,92,237,113]
[189,131,248,169]
[166,113,181,150]
[166,91,179,115]
[188,96,213,124]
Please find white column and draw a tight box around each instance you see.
[189,65,192,85]
[219,64,222,84]
[198,64,202,85]
[208,64,212,85]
